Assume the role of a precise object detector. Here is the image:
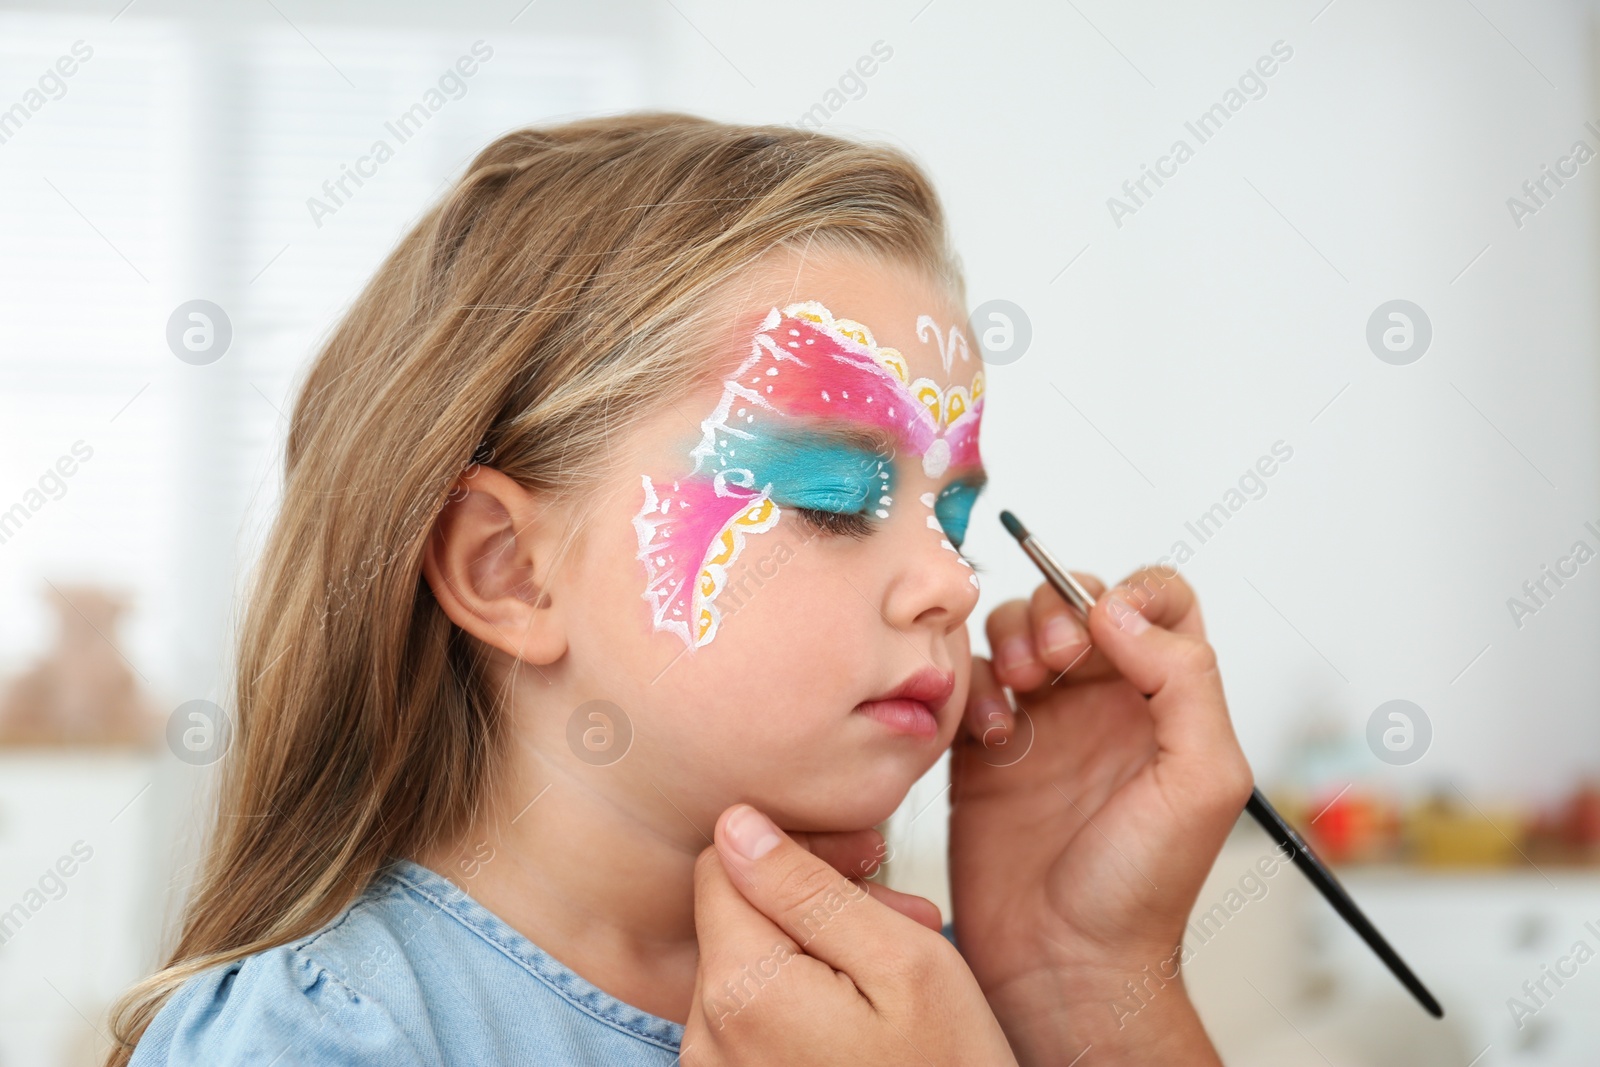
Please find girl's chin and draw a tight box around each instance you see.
[719,740,945,831]
[762,776,926,834]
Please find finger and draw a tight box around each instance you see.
[1016,567,1199,688]
[786,828,942,929]
[1086,584,1253,812]
[854,879,943,932]
[989,581,1119,691]
[691,843,811,993]
[985,598,1050,692]
[1108,565,1206,637]
[960,655,1014,749]
[714,803,927,980]
[1072,571,1108,601]
[1035,570,1116,680]
[1027,582,1092,674]
[789,827,887,880]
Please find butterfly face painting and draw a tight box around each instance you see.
[631,301,985,650]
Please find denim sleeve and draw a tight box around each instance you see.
[940,919,960,952]
[130,945,433,1066]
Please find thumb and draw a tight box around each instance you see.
[690,841,810,1038]
[714,804,928,981]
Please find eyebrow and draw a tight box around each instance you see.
[802,422,899,459]
[801,420,989,483]
[955,468,990,490]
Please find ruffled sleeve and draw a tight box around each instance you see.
[130,944,434,1066]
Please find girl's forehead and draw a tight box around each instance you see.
[724,253,973,389]
[808,295,973,387]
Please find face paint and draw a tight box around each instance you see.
[932,480,982,549]
[920,488,980,591]
[724,430,895,516]
[633,300,984,649]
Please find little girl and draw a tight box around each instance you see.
[109,114,1253,1065]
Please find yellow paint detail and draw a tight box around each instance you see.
[945,387,969,424]
[877,346,909,383]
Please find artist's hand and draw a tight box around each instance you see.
[948,567,1250,1066]
[681,803,1018,1066]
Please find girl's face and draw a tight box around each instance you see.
[556,251,984,832]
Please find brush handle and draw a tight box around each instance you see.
[1243,788,1443,1018]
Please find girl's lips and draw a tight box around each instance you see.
[852,667,955,740]
[854,697,940,739]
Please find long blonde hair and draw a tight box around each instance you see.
[105,112,958,1062]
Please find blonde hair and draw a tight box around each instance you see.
[105,112,959,1063]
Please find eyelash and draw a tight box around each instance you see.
[790,507,987,574]
[792,507,873,539]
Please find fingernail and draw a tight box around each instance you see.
[1042,614,1086,655]
[999,636,1034,672]
[977,697,1012,747]
[726,805,781,860]
[1111,593,1150,634]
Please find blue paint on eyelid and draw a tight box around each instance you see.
[935,480,983,548]
[723,433,895,514]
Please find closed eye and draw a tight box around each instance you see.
[792,506,873,538]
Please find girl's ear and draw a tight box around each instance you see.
[421,465,568,666]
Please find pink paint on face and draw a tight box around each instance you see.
[633,474,779,649]
[749,314,940,451]
[634,300,984,649]
[715,305,983,477]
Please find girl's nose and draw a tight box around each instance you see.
[880,505,981,636]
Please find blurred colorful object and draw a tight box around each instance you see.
[1301,785,1402,865]
[1270,778,1600,869]
[1525,779,1600,864]
[0,582,158,746]
[1405,791,1523,868]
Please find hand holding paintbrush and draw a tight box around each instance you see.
[942,510,1439,1062]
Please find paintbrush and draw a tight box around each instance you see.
[997,509,1444,1019]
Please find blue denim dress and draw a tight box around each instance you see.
[129,858,687,1065]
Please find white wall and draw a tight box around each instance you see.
[652,0,1600,804]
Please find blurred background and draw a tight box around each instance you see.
[0,0,1596,1063]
